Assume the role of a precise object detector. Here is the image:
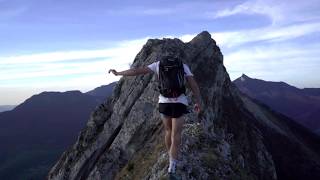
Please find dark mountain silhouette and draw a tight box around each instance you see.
[0,105,16,113]
[86,82,117,100]
[0,83,116,180]
[233,74,320,134]
[48,32,320,180]
[302,88,320,96]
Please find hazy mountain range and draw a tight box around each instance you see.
[233,74,320,135]
[0,83,116,180]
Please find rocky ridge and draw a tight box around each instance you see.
[48,31,320,180]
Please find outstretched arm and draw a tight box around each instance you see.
[108,67,152,76]
[186,76,202,113]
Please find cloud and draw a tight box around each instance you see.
[225,43,320,65]
[0,41,144,65]
[167,22,320,88]
[213,22,320,48]
[210,0,320,25]
[223,42,320,87]
[0,37,150,104]
[210,0,282,24]
[173,21,320,50]
[0,38,148,87]
[2,19,319,87]
[106,1,226,17]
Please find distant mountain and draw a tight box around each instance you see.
[0,82,116,180]
[302,88,320,96]
[0,105,16,113]
[86,81,117,99]
[233,74,320,133]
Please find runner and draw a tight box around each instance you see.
[108,52,201,177]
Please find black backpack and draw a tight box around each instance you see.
[158,56,186,98]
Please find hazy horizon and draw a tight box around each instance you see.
[1,0,320,105]
[1,74,319,106]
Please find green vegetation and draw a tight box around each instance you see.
[115,135,166,180]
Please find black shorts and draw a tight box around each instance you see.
[159,103,188,118]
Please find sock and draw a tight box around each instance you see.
[168,158,178,173]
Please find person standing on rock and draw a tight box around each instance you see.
[108,50,201,176]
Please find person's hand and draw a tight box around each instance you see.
[108,69,118,76]
[194,103,201,114]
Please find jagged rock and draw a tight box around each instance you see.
[48,31,320,180]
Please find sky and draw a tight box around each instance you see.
[1,0,320,105]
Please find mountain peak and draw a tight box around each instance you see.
[241,74,249,81]
[189,31,216,48]
[240,73,252,81]
[86,82,117,99]
[192,31,211,40]
[241,73,249,78]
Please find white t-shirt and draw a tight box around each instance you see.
[147,61,193,105]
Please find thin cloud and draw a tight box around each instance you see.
[0,42,143,65]
[2,24,318,85]
[225,44,320,65]
[0,38,147,66]
[224,42,320,87]
[210,0,320,25]
[173,21,320,49]
[0,38,148,86]
[213,22,320,48]
[211,0,282,24]
[106,1,224,17]
[173,27,320,88]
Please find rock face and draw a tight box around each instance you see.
[48,31,320,180]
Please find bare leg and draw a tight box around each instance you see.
[170,117,184,160]
[162,115,172,152]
